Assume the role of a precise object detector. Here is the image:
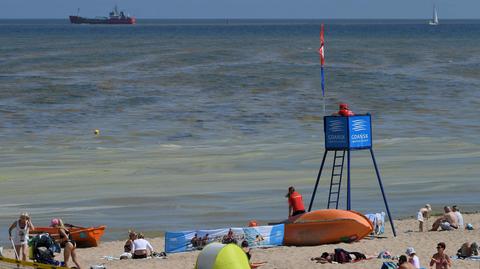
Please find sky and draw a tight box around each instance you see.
[1,0,479,19]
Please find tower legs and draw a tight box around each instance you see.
[308,150,328,212]
[369,148,397,236]
[308,149,397,237]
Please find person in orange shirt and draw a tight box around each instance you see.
[333,103,355,116]
[286,186,305,217]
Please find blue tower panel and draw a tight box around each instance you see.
[348,115,372,149]
[324,115,372,150]
[324,117,349,150]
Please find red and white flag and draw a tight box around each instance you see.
[318,24,325,66]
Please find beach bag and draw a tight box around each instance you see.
[334,248,352,264]
[381,261,397,269]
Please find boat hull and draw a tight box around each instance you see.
[30,225,106,248]
[284,209,373,246]
[69,16,135,24]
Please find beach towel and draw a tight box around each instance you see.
[381,261,397,269]
[451,255,480,261]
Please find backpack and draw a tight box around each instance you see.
[334,248,352,264]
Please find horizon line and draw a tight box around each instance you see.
[1,17,480,20]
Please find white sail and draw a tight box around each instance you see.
[429,5,439,25]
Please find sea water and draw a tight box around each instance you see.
[1,19,480,244]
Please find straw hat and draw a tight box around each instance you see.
[425,204,432,211]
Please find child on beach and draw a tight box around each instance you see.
[8,212,34,261]
[405,247,421,269]
[417,204,431,232]
[241,240,251,260]
[120,230,137,260]
[429,242,451,269]
[398,255,415,269]
[51,218,82,269]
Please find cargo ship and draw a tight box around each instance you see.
[69,6,135,25]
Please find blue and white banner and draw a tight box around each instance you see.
[165,224,284,253]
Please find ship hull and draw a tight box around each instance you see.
[69,16,135,25]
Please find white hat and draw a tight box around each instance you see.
[406,247,416,256]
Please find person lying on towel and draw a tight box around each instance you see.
[311,248,367,264]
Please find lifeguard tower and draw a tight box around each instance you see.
[307,114,397,236]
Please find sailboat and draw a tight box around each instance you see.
[429,5,439,25]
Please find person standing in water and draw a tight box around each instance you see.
[8,212,34,261]
[286,186,305,217]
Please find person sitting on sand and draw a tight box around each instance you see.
[417,204,432,232]
[120,230,137,260]
[190,233,199,249]
[430,242,451,269]
[456,242,478,258]
[200,233,209,247]
[8,212,34,262]
[51,218,82,269]
[241,240,252,261]
[452,205,464,229]
[131,233,154,259]
[222,229,237,244]
[286,186,305,217]
[398,255,415,269]
[430,206,458,231]
[405,247,421,269]
[254,234,264,246]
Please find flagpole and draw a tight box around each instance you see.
[319,23,326,116]
[321,66,325,115]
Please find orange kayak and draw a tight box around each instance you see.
[284,209,373,246]
[30,225,106,248]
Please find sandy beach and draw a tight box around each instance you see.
[2,213,478,269]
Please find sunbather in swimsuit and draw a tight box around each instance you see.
[430,242,451,269]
